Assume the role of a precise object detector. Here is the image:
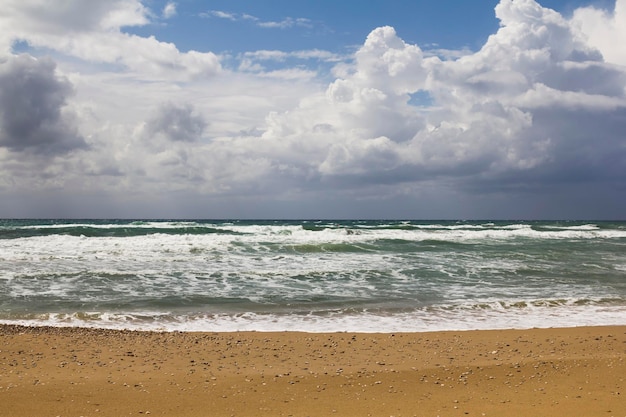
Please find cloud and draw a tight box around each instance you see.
[202,10,238,21]
[1,0,149,36]
[145,102,207,143]
[162,2,177,19]
[0,54,87,155]
[572,0,626,66]
[202,10,314,30]
[0,0,220,80]
[255,0,626,195]
[236,48,344,79]
[1,0,625,219]
[257,17,313,29]
[237,49,345,79]
[242,49,343,62]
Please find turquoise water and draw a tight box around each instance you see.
[1,219,625,332]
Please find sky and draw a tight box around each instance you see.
[0,0,625,219]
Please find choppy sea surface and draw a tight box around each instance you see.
[1,219,625,332]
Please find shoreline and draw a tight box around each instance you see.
[1,324,624,416]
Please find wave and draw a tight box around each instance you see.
[2,296,625,332]
[2,220,625,242]
[282,243,375,253]
[0,224,243,239]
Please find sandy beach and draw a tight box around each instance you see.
[1,325,624,416]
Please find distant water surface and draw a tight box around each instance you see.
[1,219,625,332]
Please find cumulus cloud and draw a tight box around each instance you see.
[2,0,149,36]
[259,26,428,178]
[145,102,207,143]
[250,25,430,182]
[572,0,626,66]
[0,0,220,80]
[255,0,626,194]
[411,0,625,182]
[0,54,86,154]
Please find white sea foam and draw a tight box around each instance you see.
[3,301,626,333]
[2,223,624,265]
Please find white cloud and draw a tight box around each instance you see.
[202,10,314,30]
[254,26,429,180]
[255,68,318,80]
[162,2,177,19]
[423,46,473,60]
[242,49,343,62]
[0,0,220,80]
[9,0,149,33]
[257,17,313,29]
[237,49,345,78]
[572,0,626,66]
[252,1,626,192]
[203,10,238,21]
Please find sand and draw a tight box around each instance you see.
[1,324,624,416]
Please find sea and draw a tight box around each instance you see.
[1,219,625,333]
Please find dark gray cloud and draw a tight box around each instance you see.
[146,102,207,142]
[0,54,87,155]
[525,107,626,182]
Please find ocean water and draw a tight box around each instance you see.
[1,219,625,333]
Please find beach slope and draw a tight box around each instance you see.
[1,325,624,416]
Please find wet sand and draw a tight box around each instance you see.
[1,324,624,416]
